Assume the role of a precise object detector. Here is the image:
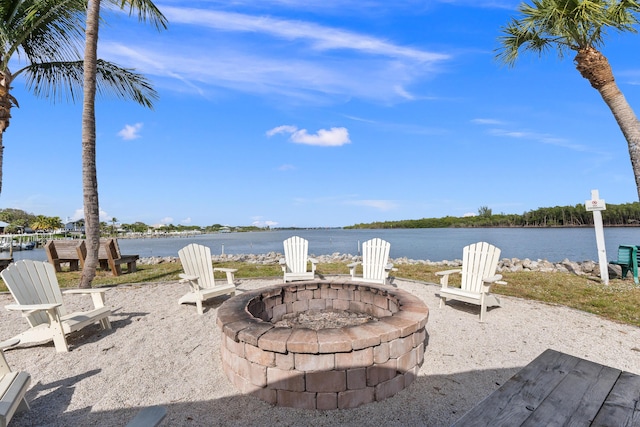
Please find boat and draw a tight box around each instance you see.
[21,241,36,250]
[0,240,36,251]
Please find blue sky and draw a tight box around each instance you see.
[2,0,640,228]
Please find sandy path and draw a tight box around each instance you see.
[1,277,639,426]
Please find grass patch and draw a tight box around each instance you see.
[1,261,638,327]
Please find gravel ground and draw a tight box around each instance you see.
[1,276,639,427]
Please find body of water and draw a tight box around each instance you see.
[6,227,640,263]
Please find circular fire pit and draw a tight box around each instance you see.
[217,280,429,410]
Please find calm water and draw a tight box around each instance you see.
[8,227,640,263]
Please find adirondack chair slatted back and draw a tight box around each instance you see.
[362,238,391,282]
[283,236,309,274]
[178,244,216,289]
[1,260,67,327]
[460,242,501,293]
[616,246,634,265]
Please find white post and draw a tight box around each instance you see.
[585,189,609,284]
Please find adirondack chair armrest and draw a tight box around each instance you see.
[63,288,109,309]
[483,274,503,284]
[308,258,318,273]
[435,269,462,287]
[482,274,503,292]
[63,289,108,295]
[278,258,288,274]
[179,273,198,281]
[179,273,202,292]
[5,303,61,315]
[213,268,238,285]
[0,338,19,351]
[347,261,361,277]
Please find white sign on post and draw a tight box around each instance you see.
[585,189,609,284]
[586,198,606,211]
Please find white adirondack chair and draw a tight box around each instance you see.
[279,236,318,282]
[0,260,112,353]
[178,244,237,315]
[436,241,503,322]
[0,338,30,427]
[348,238,396,284]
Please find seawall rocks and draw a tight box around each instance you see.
[137,252,614,277]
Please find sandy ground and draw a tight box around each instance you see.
[1,276,639,427]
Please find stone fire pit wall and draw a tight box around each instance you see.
[216,280,430,410]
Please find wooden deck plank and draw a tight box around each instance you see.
[521,358,620,426]
[592,371,640,427]
[452,349,579,426]
[452,349,640,427]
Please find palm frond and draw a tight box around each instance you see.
[111,0,168,30]
[497,0,640,65]
[0,0,87,70]
[22,59,158,108]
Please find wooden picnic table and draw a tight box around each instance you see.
[452,348,640,426]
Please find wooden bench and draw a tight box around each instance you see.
[45,240,85,272]
[452,348,640,426]
[609,244,639,284]
[0,338,30,427]
[79,238,139,277]
[46,239,138,276]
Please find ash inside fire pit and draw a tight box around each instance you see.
[273,309,377,330]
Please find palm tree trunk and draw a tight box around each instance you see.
[0,70,14,196]
[575,47,640,201]
[79,0,101,289]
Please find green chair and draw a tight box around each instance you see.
[609,245,639,284]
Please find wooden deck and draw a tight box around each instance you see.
[452,348,640,426]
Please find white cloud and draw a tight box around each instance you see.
[266,125,298,137]
[161,7,447,63]
[487,128,591,152]
[70,208,110,222]
[70,209,84,222]
[159,217,174,224]
[252,218,279,227]
[181,217,192,225]
[463,212,477,217]
[291,128,350,146]
[118,123,143,140]
[267,125,351,147]
[99,6,451,104]
[347,199,398,211]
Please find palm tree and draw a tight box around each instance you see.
[79,0,166,288]
[497,0,640,200]
[111,217,118,236]
[0,0,83,194]
[30,215,50,232]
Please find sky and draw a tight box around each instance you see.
[2,0,640,228]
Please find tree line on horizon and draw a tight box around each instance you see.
[345,202,640,229]
[0,208,264,235]
[6,202,640,232]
